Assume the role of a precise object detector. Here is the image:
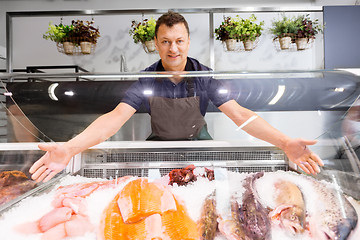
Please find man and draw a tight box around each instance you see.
[29,11,323,183]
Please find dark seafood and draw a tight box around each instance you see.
[239,172,271,240]
[168,165,214,186]
[268,180,305,234]
[198,191,218,240]
[0,170,37,205]
[218,196,248,240]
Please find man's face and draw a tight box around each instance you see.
[155,23,190,71]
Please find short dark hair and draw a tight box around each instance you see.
[155,11,190,38]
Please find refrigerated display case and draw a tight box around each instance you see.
[0,69,359,240]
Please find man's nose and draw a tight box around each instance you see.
[169,42,178,52]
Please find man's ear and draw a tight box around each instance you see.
[154,36,159,51]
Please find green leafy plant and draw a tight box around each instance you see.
[214,16,242,41]
[129,17,156,44]
[269,15,298,39]
[72,20,100,44]
[294,14,324,39]
[43,22,74,43]
[238,14,264,41]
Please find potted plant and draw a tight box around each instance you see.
[238,14,264,51]
[294,14,323,50]
[214,16,241,51]
[72,20,100,54]
[269,15,298,50]
[43,22,75,54]
[129,17,156,53]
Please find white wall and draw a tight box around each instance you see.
[0,0,358,71]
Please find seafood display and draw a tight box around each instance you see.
[99,177,199,240]
[169,164,214,186]
[0,168,359,240]
[238,172,271,240]
[0,170,37,206]
[268,179,305,235]
[198,191,218,240]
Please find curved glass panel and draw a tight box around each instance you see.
[0,70,360,239]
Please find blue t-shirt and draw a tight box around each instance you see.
[121,57,233,116]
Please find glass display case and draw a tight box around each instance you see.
[0,70,359,240]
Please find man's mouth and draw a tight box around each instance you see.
[168,55,179,59]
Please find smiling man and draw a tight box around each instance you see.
[29,11,324,183]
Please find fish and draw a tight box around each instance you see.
[52,176,132,208]
[198,191,218,240]
[304,176,358,240]
[99,177,199,240]
[239,172,271,240]
[218,196,248,240]
[117,178,177,224]
[16,176,132,240]
[268,180,305,235]
[256,171,359,240]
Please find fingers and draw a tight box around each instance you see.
[29,157,45,174]
[35,168,51,183]
[43,170,58,183]
[299,161,316,175]
[310,152,324,166]
[31,165,47,182]
[298,155,322,175]
[307,158,320,173]
[298,163,311,175]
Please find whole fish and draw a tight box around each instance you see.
[198,191,218,240]
[239,172,271,240]
[268,180,305,235]
[305,176,358,240]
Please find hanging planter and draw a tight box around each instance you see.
[270,14,323,52]
[80,41,92,54]
[62,42,75,54]
[225,39,237,51]
[43,20,100,56]
[243,39,257,51]
[278,36,292,50]
[144,40,156,53]
[238,15,264,52]
[215,15,263,52]
[129,17,157,54]
[295,37,308,50]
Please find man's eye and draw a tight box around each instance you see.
[177,40,183,44]
[162,41,169,44]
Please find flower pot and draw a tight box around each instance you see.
[225,39,237,51]
[80,42,92,54]
[243,40,255,51]
[295,38,308,50]
[144,40,156,53]
[63,42,74,55]
[279,37,292,50]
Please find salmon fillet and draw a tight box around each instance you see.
[100,177,199,240]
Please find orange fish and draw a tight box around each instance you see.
[99,178,199,240]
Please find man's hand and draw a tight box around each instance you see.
[283,138,324,175]
[29,143,71,183]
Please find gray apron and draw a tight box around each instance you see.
[146,79,212,140]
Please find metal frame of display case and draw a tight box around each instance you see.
[5,7,323,74]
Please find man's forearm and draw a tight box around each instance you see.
[219,100,291,150]
[63,103,136,157]
[241,117,291,150]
